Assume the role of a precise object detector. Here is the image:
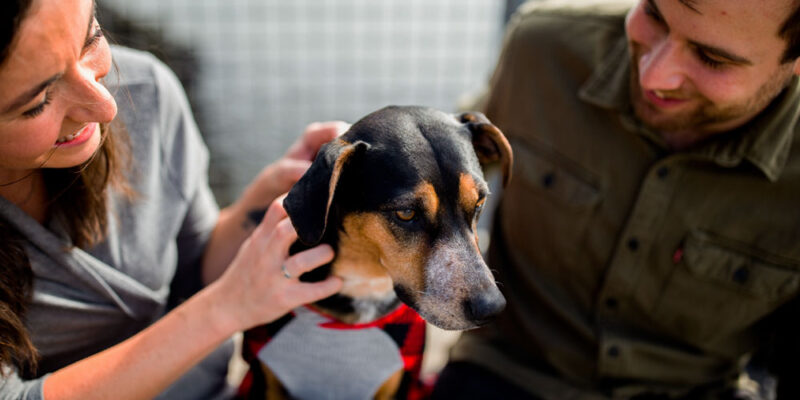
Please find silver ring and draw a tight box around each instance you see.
[281,264,292,279]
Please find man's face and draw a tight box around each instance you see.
[625,0,800,148]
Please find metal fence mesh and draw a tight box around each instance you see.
[99,0,505,204]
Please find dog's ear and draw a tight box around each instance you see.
[459,111,514,187]
[284,138,369,245]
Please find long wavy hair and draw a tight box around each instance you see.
[0,0,131,376]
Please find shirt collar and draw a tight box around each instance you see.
[578,35,800,182]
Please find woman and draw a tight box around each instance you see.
[0,0,344,398]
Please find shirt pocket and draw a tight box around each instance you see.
[500,138,601,266]
[653,230,800,344]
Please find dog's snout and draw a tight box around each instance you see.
[463,288,506,325]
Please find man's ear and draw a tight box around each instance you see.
[283,139,369,245]
[793,57,800,76]
[459,111,514,187]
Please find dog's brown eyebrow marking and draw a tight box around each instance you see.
[459,174,484,251]
[459,174,480,211]
[414,182,439,221]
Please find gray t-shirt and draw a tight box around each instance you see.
[0,47,231,399]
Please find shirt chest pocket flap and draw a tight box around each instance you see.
[501,138,602,258]
[655,230,800,343]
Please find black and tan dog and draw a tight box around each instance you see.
[241,105,513,400]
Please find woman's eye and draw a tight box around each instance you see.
[83,21,104,53]
[395,209,416,222]
[21,92,52,118]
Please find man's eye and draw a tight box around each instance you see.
[696,49,726,69]
[395,209,416,222]
[644,3,664,24]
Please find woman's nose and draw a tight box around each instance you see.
[64,62,117,124]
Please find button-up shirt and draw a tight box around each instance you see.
[450,1,800,398]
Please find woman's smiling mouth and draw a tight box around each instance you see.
[54,123,97,147]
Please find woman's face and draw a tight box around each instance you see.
[0,0,116,180]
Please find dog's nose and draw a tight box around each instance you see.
[463,288,506,325]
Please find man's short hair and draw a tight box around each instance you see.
[781,1,800,62]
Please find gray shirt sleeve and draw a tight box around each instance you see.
[0,367,44,400]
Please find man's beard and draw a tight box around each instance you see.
[628,46,794,138]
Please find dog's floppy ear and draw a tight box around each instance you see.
[459,112,514,187]
[284,138,369,245]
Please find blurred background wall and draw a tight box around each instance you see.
[97,0,525,205]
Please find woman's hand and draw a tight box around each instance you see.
[208,197,343,331]
[44,198,341,400]
[202,121,350,284]
[245,121,351,209]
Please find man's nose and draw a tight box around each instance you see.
[638,39,685,92]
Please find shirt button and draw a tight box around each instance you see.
[608,345,620,358]
[627,237,639,251]
[542,172,556,188]
[656,166,670,179]
[605,297,618,310]
[732,266,750,284]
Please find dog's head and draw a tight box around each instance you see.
[285,106,512,330]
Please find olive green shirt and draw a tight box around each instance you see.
[450,1,800,399]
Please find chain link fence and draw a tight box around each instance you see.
[98,0,506,204]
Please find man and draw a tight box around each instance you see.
[433,0,800,399]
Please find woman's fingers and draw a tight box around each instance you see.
[291,277,343,306]
[281,245,342,306]
[270,158,312,194]
[263,218,298,260]
[285,121,350,161]
[254,197,289,238]
[282,244,335,278]
[225,205,344,326]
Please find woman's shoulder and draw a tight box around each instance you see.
[106,46,184,99]
[106,46,192,129]
[107,46,161,86]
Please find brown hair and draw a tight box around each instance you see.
[0,0,132,376]
[780,1,800,62]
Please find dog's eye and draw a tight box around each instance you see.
[395,209,416,222]
[475,198,486,213]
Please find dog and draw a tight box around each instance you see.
[239,105,513,400]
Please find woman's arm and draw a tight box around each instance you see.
[43,200,342,400]
[201,121,349,285]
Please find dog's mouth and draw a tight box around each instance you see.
[393,283,506,331]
